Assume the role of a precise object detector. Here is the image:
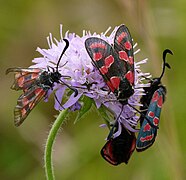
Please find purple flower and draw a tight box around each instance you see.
[31,24,150,138]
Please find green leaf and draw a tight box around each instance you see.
[97,105,114,129]
[74,96,93,123]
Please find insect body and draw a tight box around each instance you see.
[101,125,136,165]
[136,49,173,151]
[6,39,77,126]
[85,24,135,105]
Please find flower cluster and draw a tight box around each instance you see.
[31,25,150,138]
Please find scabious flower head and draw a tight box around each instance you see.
[31,24,150,138]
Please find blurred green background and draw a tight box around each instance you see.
[1,0,185,179]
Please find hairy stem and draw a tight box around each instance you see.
[44,109,69,180]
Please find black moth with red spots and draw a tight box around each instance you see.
[85,24,135,105]
[6,39,77,126]
[136,49,173,152]
[101,125,136,165]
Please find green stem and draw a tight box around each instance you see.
[44,109,69,180]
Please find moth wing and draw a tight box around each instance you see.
[85,37,124,93]
[101,127,136,165]
[14,85,48,126]
[6,68,43,91]
[114,24,135,85]
[136,88,165,151]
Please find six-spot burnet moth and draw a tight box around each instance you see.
[85,24,135,106]
[6,39,78,126]
[136,49,173,152]
[101,123,136,165]
[85,24,135,137]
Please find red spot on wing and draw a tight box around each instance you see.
[130,137,137,154]
[29,88,46,109]
[90,42,106,49]
[35,88,43,96]
[117,32,127,44]
[143,123,151,132]
[119,52,134,66]
[31,73,40,79]
[152,91,159,102]
[125,71,134,85]
[110,76,120,90]
[21,108,27,117]
[153,117,159,126]
[124,41,132,50]
[93,52,103,61]
[119,51,129,61]
[106,81,115,92]
[105,55,114,68]
[17,76,25,87]
[157,95,163,108]
[140,134,154,142]
[148,111,155,118]
[106,76,121,92]
[100,66,108,75]
[102,141,116,165]
[22,97,29,106]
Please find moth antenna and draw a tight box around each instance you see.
[107,104,130,140]
[159,49,173,81]
[56,39,69,72]
[54,94,65,110]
